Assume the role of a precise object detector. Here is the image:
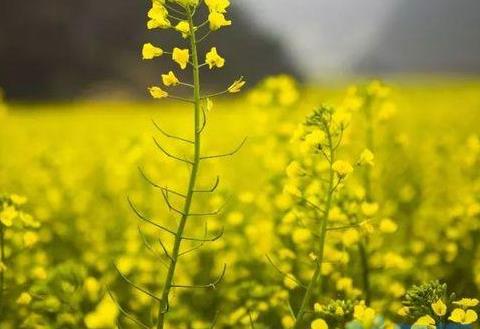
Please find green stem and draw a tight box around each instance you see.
[293,127,336,329]
[156,6,202,329]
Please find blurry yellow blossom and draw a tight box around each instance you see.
[84,277,101,301]
[332,160,353,177]
[305,129,326,146]
[0,205,16,227]
[16,292,32,305]
[11,194,27,205]
[311,318,328,329]
[292,228,311,244]
[84,296,119,328]
[353,302,376,328]
[342,229,360,247]
[23,231,39,248]
[398,306,409,317]
[286,161,303,178]
[379,218,398,233]
[358,149,374,166]
[282,316,295,328]
[361,202,379,217]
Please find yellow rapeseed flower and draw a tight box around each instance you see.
[358,149,374,166]
[453,298,479,308]
[148,86,168,99]
[147,3,171,29]
[0,205,17,227]
[431,299,447,316]
[305,129,326,146]
[311,318,328,329]
[205,47,225,69]
[23,231,39,248]
[449,308,478,325]
[332,160,353,177]
[413,315,436,328]
[205,0,230,13]
[142,43,163,60]
[162,71,180,87]
[16,292,32,305]
[172,48,190,69]
[208,12,231,31]
[175,21,191,38]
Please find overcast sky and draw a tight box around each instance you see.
[239,0,399,77]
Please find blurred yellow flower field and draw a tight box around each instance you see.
[1,79,480,328]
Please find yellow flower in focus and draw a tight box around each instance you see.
[172,48,190,69]
[311,318,328,329]
[142,43,163,60]
[208,12,231,31]
[16,292,32,305]
[147,3,171,29]
[205,0,230,13]
[205,47,225,69]
[413,315,435,328]
[332,160,353,177]
[175,21,191,38]
[149,86,168,99]
[431,299,447,316]
[162,71,180,87]
[453,298,479,308]
[449,308,478,325]
[228,77,246,93]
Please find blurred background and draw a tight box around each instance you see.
[1,0,479,101]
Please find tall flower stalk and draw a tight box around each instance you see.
[111,1,245,328]
[281,106,353,328]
